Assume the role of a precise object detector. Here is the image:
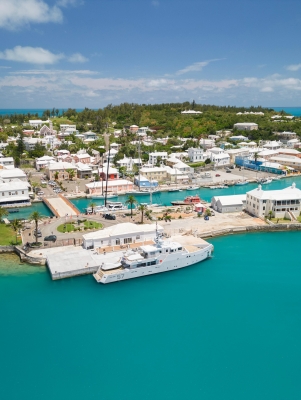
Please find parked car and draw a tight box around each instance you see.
[34,231,42,238]
[215,174,221,177]
[37,191,44,195]
[41,180,47,184]
[44,235,57,242]
[226,170,232,173]
[104,213,116,220]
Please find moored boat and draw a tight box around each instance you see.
[186,186,199,191]
[171,195,202,206]
[93,229,213,284]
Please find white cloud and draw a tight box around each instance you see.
[0,0,63,30]
[0,46,64,65]
[286,63,301,71]
[56,0,84,7]
[0,47,89,65]
[151,1,160,6]
[175,59,223,75]
[68,53,89,63]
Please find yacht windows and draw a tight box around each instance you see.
[178,247,182,251]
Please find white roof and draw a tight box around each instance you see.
[0,179,28,190]
[234,122,258,126]
[212,194,246,206]
[270,155,301,164]
[140,166,166,173]
[86,179,132,188]
[47,161,76,170]
[247,184,301,200]
[278,148,301,155]
[83,222,163,240]
[0,168,26,179]
[258,150,279,156]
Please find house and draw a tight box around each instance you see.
[149,151,168,166]
[56,149,70,157]
[257,150,280,160]
[39,125,55,137]
[245,183,301,218]
[134,176,158,188]
[276,131,297,144]
[24,138,46,151]
[85,179,133,195]
[233,122,258,131]
[83,131,97,141]
[211,194,246,213]
[23,130,35,136]
[0,179,30,207]
[262,141,282,150]
[0,168,27,182]
[227,148,250,164]
[278,149,301,158]
[129,125,139,133]
[76,162,93,179]
[187,147,205,163]
[99,166,119,181]
[287,139,301,148]
[163,166,189,183]
[82,222,163,250]
[45,162,77,181]
[199,138,215,149]
[207,148,230,166]
[35,156,56,171]
[0,157,15,169]
[28,119,48,128]
[140,166,168,182]
[116,155,142,171]
[60,124,76,133]
[229,135,249,142]
[104,148,118,163]
[73,153,91,164]
[137,126,150,136]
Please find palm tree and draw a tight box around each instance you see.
[10,219,22,244]
[29,211,43,243]
[125,195,137,217]
[268,210,274,220]
[254,152,259,164]
[67,169,76,181]
[54,171,59,181]
[31,181,39,193]
[0,206,8,223]
[138,204,147,224]
[89,202,96,213]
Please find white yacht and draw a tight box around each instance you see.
[107,202,127,211]
[93,231,213,284]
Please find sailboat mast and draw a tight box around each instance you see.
[105,147,110,207]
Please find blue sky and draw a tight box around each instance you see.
[1,0,301,108]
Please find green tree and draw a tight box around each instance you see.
[29,211,43,244]
[54,171,59,181]
[125,195,137,217]
[89,202,96,213]
[138,203,147,224]
[0,206,9,223]
[10,219,22,244]
[66,169,76,180]
[204,158,211,165]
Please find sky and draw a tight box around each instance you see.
[1,0,301,108]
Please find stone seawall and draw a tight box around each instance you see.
[198,223,301,239]
[0,246,15,253]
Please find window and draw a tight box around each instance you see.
[22,191,24,194]
[116,239,120,245]
[136,235,140,240]
[124,237,132,244]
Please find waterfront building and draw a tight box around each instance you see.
[246,183,301,218]
[134,175,158,188]
[85,179,133,195]
[278,148,301,158]
[227,148,250,164]
[83,222,164,250]
[211,194,246,213]
[139,166,168,182]
[0,179,30,207]
[269,155,301,171]
[0,168,27,182]
[207,147,230,166]
[116,155,142,171]
[233,122,258,131]
[76,162,93,179]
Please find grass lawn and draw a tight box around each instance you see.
[57,220,103,233]
[0,223,22,245]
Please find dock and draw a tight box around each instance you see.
[44,195,80,217]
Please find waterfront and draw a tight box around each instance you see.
[1,231,301,400]
[70,175,301,212]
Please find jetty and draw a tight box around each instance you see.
[43,194,80,217]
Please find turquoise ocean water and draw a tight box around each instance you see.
[1,231,301,400]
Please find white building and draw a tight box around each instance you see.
[82,222,164,250]
[211,194,246,213]
[28,119,48,128]
[0,179,30,207]
[262,141,282,150]
[207,147,230,166]
[0,168,27,182]
[0,157,14,169]
[269,155,301,171]
[181,110,202,114]
[60,124,76,133]
[116,155,142,171]
[233,122,258,131]
[187,148,205,163]
[246,183,301,218]
[149,151,168,166]
[229,135,249,142]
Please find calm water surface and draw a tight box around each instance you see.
[1,231,301,400]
